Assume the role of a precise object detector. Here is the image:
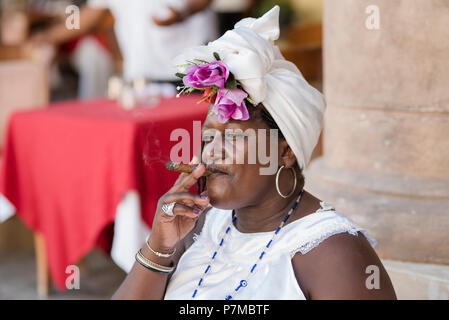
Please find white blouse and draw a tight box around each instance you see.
[164,202,377,300]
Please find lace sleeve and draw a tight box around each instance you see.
[289,214,377,258]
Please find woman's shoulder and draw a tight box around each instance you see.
[278,201,377,257]
[286,203,396,299]
[272,191,376,256]
[291,228,396,299]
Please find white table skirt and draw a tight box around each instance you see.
[0,191,149,273]
[0,194,14,222]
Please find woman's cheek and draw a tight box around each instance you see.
[224,135,251,165]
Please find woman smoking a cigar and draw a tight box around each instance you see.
[112,7,396,300]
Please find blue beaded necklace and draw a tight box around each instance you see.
[191,189,304,300]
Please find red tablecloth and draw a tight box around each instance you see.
[0,97,208,290]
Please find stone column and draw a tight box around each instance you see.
[305,0,449,287]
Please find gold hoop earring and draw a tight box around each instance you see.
[275,165,297,198]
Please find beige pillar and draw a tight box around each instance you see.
[305,0,449,267]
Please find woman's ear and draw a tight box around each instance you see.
[279,140,297,168]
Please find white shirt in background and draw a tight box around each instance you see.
[88,0,217,81]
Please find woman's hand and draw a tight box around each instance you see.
[148,163,209,254]
[152,8,184,26]
[151,0,212,26]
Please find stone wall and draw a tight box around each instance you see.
[305,0,449,298]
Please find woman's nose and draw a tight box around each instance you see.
[202,133,225,164]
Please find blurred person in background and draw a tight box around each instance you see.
[211,0,293,38]
[38,0,116,100]
[28,0,217,97]
[212,0,255,36]
[1,0,117,99]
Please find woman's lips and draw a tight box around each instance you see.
[205,164,231,177]
[207,172,232,183]
[209,172,228,178]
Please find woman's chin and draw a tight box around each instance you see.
[205,181,234,209]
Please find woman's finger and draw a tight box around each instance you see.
[161,202,203,219]
[172,156,200,186]
[174,164,206,192]
[162,191,209,208]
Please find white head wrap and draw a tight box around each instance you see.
[174,6,326,170]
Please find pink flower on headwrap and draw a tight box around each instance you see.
[213,88,249,123]
[183,61,229,89]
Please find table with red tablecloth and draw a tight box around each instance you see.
[0,97,208,290]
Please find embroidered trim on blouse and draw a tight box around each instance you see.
[290,220,377,257]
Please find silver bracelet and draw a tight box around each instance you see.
[135,249,174,274]
[145,235,176,258]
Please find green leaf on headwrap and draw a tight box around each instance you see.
[225,73,237,90]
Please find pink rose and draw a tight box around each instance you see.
[183,61,229,89]
[213,88,249,123]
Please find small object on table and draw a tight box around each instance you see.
[120,84,136,110]
[133,77,146,92]
[108,76,123,100]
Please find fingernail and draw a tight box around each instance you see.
[200,195,208,199]
[193,165,198,170]
[193,209,200,214]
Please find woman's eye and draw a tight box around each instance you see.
[225,133,236,140]
[202,135,213,142]
[225,132,246,140]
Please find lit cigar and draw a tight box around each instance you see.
[166,162,213,176]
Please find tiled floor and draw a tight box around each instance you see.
[0,249,126,300]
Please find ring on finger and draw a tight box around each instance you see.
[161,202,176,216]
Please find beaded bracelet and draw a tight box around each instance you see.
[135,249,174,274]
[145,235,176,258]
